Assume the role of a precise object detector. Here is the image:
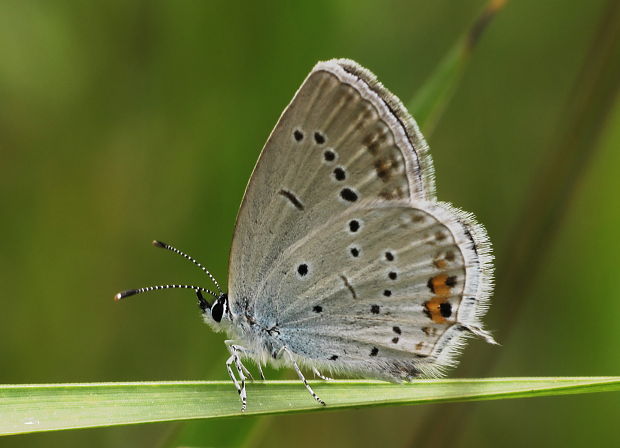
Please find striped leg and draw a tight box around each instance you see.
[239,359,255,381]
[230,344,256,381]
[284,347,326,406]
[225,353,245,410]
[225,341,248,411]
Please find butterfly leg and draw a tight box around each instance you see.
[231,345,257,381]
[257,363,266,380]
[238,357,255,382]
[312,367,333,381]
[225,353,246,411]
[283,347,326,406]
[224,340,249,411]
[225,341,265,382]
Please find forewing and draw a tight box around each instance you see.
[229,59,435,307]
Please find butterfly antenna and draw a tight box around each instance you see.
[114,284,218,302]
[151,240,223,294]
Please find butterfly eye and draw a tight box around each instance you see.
[211,300,224,322]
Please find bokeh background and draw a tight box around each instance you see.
[1,0,619,446]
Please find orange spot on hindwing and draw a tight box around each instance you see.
[424,274,456,324]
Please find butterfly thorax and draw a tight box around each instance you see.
[223,295,288,362]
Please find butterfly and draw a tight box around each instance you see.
[116,59,496,411]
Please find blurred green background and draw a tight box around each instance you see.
[1,0,619,446]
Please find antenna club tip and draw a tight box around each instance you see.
[115,289,137,301]
[152,240,167,248]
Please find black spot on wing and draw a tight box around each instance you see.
[278,189,304,210]
[440,302,452,318]
[340,188,358,202]
[340,275,357,299]
[333,167,346,181]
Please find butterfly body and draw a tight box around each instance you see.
[117,59,495,411]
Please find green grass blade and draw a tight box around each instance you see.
[1,377,619,436]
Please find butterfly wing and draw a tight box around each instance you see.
[266,200,493,380]
[229,59,434,303]
[227,59,493,379]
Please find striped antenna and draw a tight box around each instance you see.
[152,240,223,294]
[114,284,218,302]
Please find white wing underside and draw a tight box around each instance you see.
[228,59,493,380]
